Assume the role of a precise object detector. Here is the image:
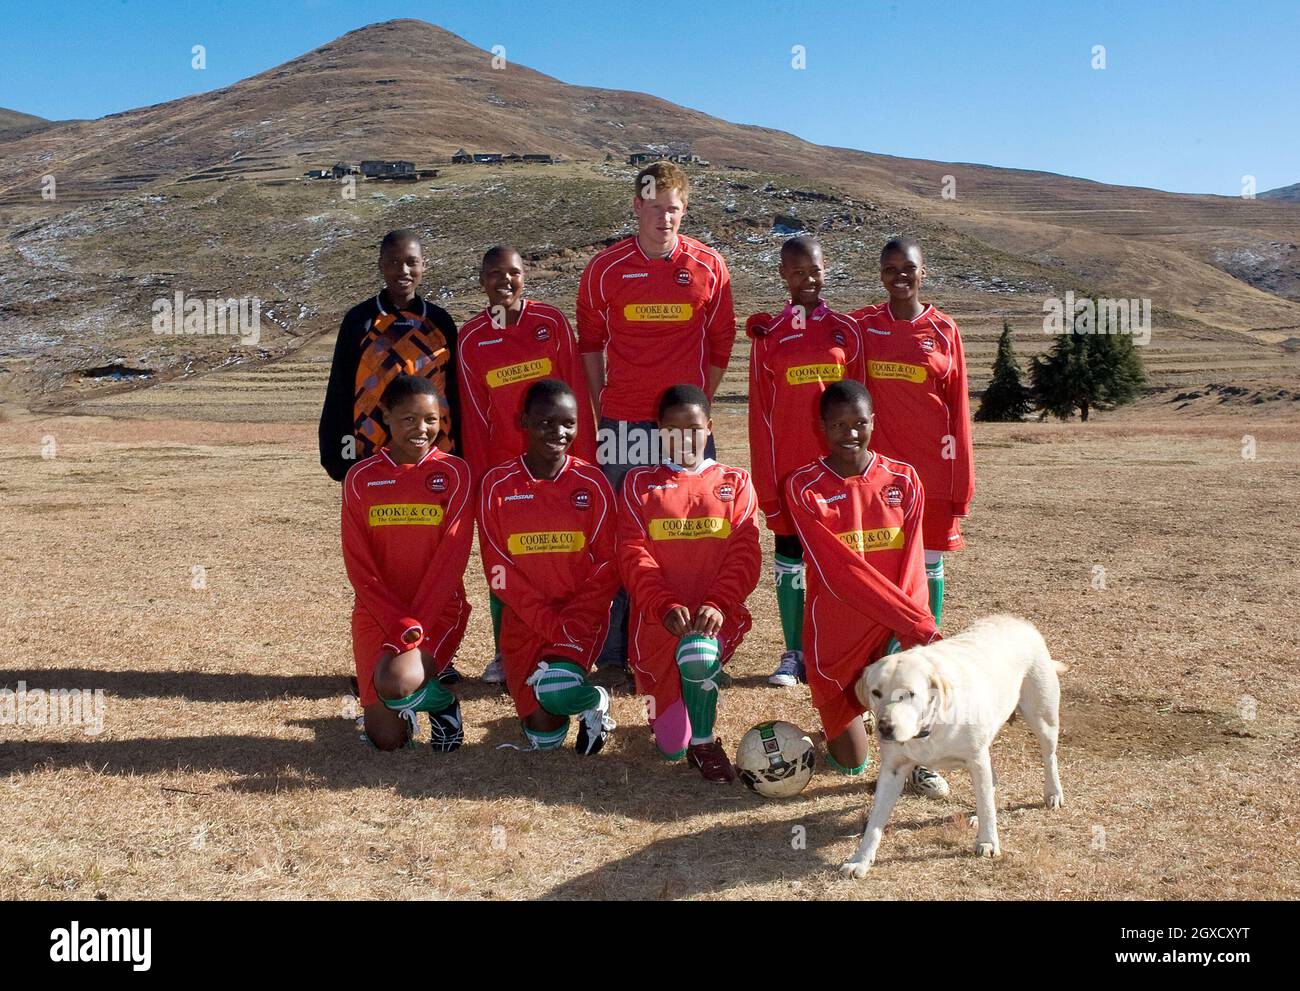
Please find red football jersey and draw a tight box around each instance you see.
[577,235,735,421]
[747,300,866,532]
[476,456,619,711]
[851,302,974,517]
[785,453,936,735]
[341,447,474,652]
[618,460,760,714]
[458,299,597,479]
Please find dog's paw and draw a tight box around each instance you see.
[1045,791,1064,809]
[839,859,872,879]
[968,813,979,828]
[974,840,1000,858]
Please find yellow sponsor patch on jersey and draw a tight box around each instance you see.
[369,503,446,527]
[649,516,731,540]
[837,527,904,552]
[507,531,586,554]
[487,357,552,388]
[786,363,845,386]
[623,303,694,322]
[868,360,927,383]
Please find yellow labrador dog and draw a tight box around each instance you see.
[840,615,1065,878]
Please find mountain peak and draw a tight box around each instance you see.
[319,18,484,55]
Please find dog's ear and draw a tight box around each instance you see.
[928,665,953,719]
[855,657,888,710]
[853,667,873,710]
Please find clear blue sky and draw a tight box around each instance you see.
[2,0,1296,195]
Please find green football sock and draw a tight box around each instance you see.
[524,720,570,750]
[924,553,944,627]
[381,677,454,715]
[489,592,504,650]
[826,749,870,775]
[774,553,805,651]
[676,634,722,745]
[527,660,601,716]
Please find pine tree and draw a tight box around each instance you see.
[975,320,1032,421]
[1031,297,1146,421]
[1086,326,1145,413]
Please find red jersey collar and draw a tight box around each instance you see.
[519,453,571,482]
[664,457,717,475]
[820,451,877,481]
[476,297,528,328]
[379,446,440,469]
[780,299,831,323]
[632,234,682,263]
[884,301,934,325]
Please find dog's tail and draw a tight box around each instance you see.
[1019,617,1068,675]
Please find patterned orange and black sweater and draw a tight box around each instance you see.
[318,290,462,482]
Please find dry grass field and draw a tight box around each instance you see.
[1,363,1297,900]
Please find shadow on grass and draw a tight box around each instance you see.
[0,669,518,706]
[0,711,851,828]
[534,800,989,898]
[0,722,992,865]
[539,803,862,898]
[0,668,347,702]
[1,711,1037,893]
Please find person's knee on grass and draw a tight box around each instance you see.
[370,647,461,752]
[527,657,611,754]
[362,703,411,751]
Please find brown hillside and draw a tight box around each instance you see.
[0,107,47,133]
[0,19,1297,408]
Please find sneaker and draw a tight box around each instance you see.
[437,663,462,686]
[909,765,950,799]
[399,709,418,746]
[427,699,465,753]
[767,650,805,687]
[575,686,616,756]
[687,738,737,784]
[715,667,734,690]
[480,654,506,684]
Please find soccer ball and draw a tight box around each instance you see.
[736,721,816,798]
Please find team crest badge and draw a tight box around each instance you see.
[535,325,550,342]
[675,268,692,286]
[920,337,936,353]
[571,488,592,510]
[883,484,903,506]
[427,472,448,493]
[832,331,846,346]
[714,483,735,503]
